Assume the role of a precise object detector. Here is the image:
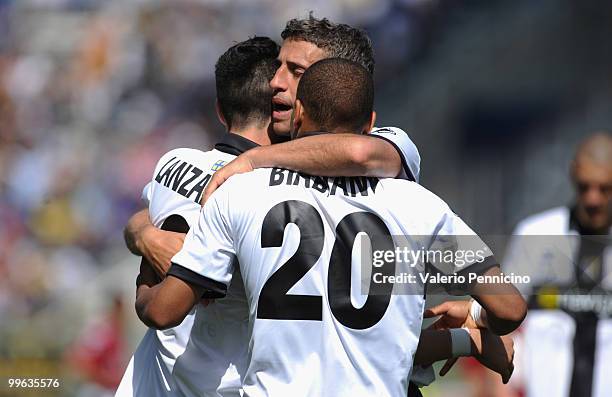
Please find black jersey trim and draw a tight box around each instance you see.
[167,263,228,299]
[369,133,415,182]
[214,133,259,156]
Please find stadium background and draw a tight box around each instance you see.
[0,0,610,395]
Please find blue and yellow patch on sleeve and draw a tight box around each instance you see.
[211,160,227,172]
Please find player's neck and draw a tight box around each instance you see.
[229,125,272,146]
[297,125,363,138]
[296,118,322,136]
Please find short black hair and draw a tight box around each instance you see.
[297,58,373,133]
[215,36,279,130]
[281,14,375,74]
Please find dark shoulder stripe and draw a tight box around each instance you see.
[167,263,228,299]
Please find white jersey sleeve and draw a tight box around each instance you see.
[428,206,496,276]
[142,182,153,206]
[169,183,236,297]
[370,126,421,182]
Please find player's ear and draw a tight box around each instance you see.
[215,99,228,130]
[364,111,376,134]
[291,99,304,139]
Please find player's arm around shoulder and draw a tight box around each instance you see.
[249,128,410,177]
[202,126,419,202]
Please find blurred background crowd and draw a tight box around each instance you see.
[0,0,610,396]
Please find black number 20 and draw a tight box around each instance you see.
[257,200,395,330]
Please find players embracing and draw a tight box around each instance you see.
[117,15,526,397]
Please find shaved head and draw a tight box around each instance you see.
[573,132,612,167]
[296,58,373,134]
[571,132,612,233]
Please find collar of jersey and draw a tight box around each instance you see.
[214,133,260,156]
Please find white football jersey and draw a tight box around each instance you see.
[115,137,252,397]
[117,128,424,397]
[171,167,494,397]
[505,206,612,397]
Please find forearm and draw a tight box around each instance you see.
[414,329,453,366]
[124,209,153,256]
[246,134,401,177]
[415,328,481,366]
[415,328,490,367]
[135,260,163,325]
[135,283,181,330]
[135,283,158,328]
[135,275,201,330]
[472,267,527,335]
[476,296,526,335]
